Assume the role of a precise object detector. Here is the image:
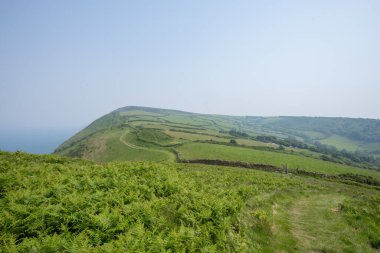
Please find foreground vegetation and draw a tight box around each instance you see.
[1,151,379,252]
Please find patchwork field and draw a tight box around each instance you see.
[56,107,380,177]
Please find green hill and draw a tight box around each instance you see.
[2,106,380,252]
[55,106,380,177]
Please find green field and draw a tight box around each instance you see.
[137,128,179,146]
[320,134,361,151]
[161,115,206,126]
[165,130,228,143]
[177,142,380,179]
[1,151,379,252]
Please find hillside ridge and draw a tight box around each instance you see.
[112,105,380,120]
[55,106,380,176]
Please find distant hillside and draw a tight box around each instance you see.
[245,116,380,146]
[55,106,380,174]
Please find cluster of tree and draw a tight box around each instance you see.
[228,129,249,137]
[229,139,237,145]
[254,135,308,149]
[220,129,249,137]
[312,141,380,165]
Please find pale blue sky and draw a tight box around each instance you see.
[1,0,380,130]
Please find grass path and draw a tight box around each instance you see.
[279,194,373,252]
[119,129,176,161]
[119,130,143,149]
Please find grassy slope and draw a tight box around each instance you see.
[56,106,380,155]
[104,129,176,162]
[177,142,380,179]
[55,106,380,178]
[248,116,380,147]
[1,151,379,252]
[288,194,365,252]
[320,134,361,151]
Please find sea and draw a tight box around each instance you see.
[0,128,81,154]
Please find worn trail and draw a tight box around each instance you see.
[119,130,176,161]
[279,194,371,252]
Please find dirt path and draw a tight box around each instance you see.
[119,130,176,161]
[119,131,143,149]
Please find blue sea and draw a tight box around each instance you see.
[0,128,80,154]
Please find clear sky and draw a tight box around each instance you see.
[1,0,380,130]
